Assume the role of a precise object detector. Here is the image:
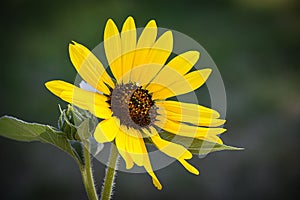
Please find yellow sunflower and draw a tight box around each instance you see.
[45,16,226,190]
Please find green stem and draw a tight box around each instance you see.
[80,145,99,200]
[100,144,119,200]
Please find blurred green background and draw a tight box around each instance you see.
[1,0,300,199]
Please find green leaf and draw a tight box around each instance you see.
[0,115,82,164]
[158,131,243,155]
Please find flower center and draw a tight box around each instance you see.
[109,83,157,129]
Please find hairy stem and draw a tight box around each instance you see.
[80,145,99,200]
[100,144,119,200]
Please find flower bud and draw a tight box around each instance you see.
[58,104,98,141]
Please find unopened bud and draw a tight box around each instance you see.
[58,104,98,141]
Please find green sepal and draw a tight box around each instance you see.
[58,105,98,141]
[69,140,85,165]
[77,119,92,141]
[58,105,82,140]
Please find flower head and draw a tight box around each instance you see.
[45,16,226,190]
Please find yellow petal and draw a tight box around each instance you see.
[123,151,134,169]
[147,171,162,190]
[133,20,157,68]
[69,41,114,94]
[137,20,157,48]
[145,126,200,188]
[45,80,112,119]
[157,104,226,127]
[139,132,162,190]
[150,69,212,100]
[115,127,162,190]
[144,127,198,175]
[147,51,199,93]
[146,64,182,93]
[94,117,120,143]
[206,135,224,144]
[116,127,145,166]
[120,16,137,83]
[145,127,192,160]
[104,19,122,82]
[130,20,157,83]
[131,31,173,85]
[128,63,163,86]
[146,51,200,92]
[178,159,199,175]
[155,117,225,143]
[115,130,134,169]
[166,51,200,75]
[124,128,145,166]
[156,100,220,119]
[147,30,173,65]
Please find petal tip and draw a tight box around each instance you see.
[68,40,81,51]
[147,19,157,28]
[69,40,76,46]
[179,159,200,175]
[44,81,51,88]
[205,68,212,74]
[190,167,200,175]
[194,51,200,59]
[200,68,212,80]
[220,128,227,134]
[106,18,114,24]
[44,80,59,90]
[125,163,134,170]
[153,178,162,190]
[126,16,134,21]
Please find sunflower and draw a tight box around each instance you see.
[45,16,226,190]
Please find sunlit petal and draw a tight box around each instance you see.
[45,80,111,119]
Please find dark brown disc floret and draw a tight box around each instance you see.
[108,83,157,129]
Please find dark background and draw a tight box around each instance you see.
[1,0,300,199]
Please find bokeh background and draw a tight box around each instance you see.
[1,0,299,199]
